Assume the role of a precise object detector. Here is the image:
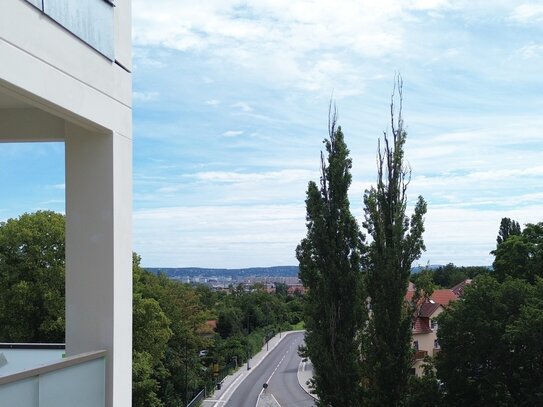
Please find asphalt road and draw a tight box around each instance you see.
[225,332,315,407]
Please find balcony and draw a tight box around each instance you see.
[23,0,115,60]
[0,345,106,407]
[414,350,428,360]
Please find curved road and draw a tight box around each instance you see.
[225,332,315,407]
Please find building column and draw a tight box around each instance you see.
[64,123,132,407]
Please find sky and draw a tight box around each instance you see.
[2,0,543,268]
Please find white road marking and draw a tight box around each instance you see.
[270,394,282,406]
[214,333,303,407]
[214,372,245,407]
[254,339,294,407]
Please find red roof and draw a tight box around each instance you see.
[196,319,217,336]
[406,289,458,305]
[413,317,432,334]
[450,279,472,296]
[418,302,441,318]
[430,290,458,306]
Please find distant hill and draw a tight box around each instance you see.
[145,266,300,279]
[410,264,443,274]
[146,264,452,279]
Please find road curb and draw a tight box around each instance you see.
[297,358,318,401]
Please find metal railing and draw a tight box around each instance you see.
[187,388,206,407]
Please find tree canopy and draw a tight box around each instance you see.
[436,275,543,406]
[493,222,543,283]
[436,218,543,406]
[297,107,366,406]
[363,78,427,406]
[0,211,65,342]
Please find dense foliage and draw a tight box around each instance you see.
[436,219,543,406]
[0,211,65,342]
[410,263,490,289]
[493,222,543,283]
[0,211,303,406]
[362,79,427,406]
[436,275,543,406]
[133,254,210,407]
[136,270,305,406]
[297,109,366,406]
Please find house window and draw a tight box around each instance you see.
[431,319,438,330]
[413,341,419,351]
[434,339,440,349]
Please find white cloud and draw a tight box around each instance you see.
[419,204,543,267]
[134,204,306,268]
[132,47,166,68]
[232,102,253,112]
[222,130,244,137]
[518,42,543,59]
[133,91,159,102]
[193,169,313,184]
[407,0,451,11]
[131,0,412,93]
[128,0,543,268]
[509,3,543,23]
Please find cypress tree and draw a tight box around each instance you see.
[297,107,365,406]
[363,78,427,405]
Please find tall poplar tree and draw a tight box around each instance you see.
[363,78,427,405]
[297,107,365,406]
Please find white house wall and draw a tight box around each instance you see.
[0,1,132,405]
[0,0,131,136]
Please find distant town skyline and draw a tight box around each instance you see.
[2,1,542,268]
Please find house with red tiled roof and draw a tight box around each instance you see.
[411,301,444,375]
[407,279,472,376]
[405,288,458,306]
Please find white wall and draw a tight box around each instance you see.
[0,1,132,405]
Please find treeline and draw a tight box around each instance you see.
[0,210,304,407]
[410,263,490,289]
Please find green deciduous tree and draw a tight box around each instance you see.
[0,211,65,342]
[493,222,543,284]
[406,359,443,407]
[436,275,543,406]
[133,254,211,407]
[133,291,172,407]
[363,79,427,406]
[297,107,365,406]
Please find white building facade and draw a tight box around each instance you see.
[0,1,132,405]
